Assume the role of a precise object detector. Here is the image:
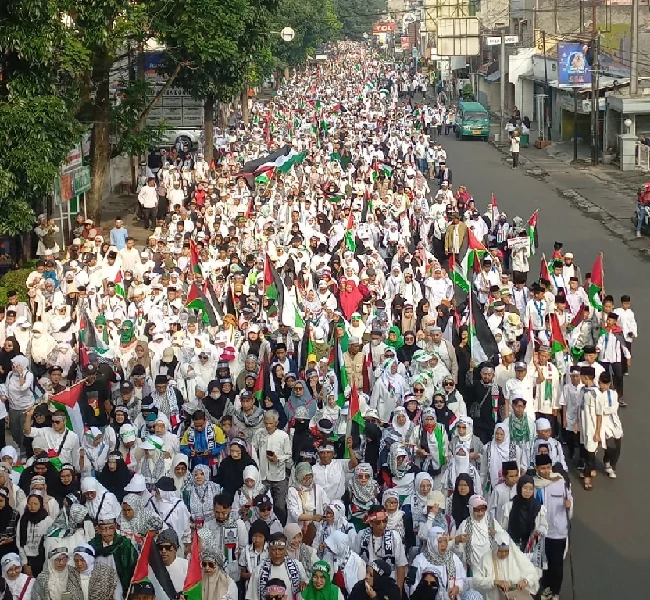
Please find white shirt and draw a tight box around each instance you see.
[138,185,158,208]
[613,307,637,341]
[253,428,291,481]
[312,459,348,501]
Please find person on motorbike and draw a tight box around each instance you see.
[636,183,650,238]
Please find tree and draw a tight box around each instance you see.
[0,0,87,235]
[334,0,387,40]
[270,0,342,69]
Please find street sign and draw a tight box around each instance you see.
[486,35,519,46]
[73,166,91,196]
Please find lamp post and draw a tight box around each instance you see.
[269,27,296,79]
[624,118,633,134]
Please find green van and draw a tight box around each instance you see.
[454,101,490,140]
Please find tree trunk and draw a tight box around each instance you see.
[241,87,249,125]
[131,42,146,193]
[203,94,215,165]
[87,53,112,226]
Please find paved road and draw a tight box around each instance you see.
[439,133,650,599]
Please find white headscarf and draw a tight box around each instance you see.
[73,543,96,575]
[46,547,70,600]
[1,553,29,598]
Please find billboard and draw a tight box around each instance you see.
[372,22,396,34]
[558,42,592,86]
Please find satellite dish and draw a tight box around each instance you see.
[281,27,295,42]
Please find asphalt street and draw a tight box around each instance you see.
[438,132,649,599]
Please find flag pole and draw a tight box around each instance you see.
[600,251,605,296]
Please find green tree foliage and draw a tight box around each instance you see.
[0,0,86,235]
[271,0,342,69]
[334,0,387,40]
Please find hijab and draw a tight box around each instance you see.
[507,475,542,549]
[201,548,230,600]
[390,407,410,439]
[98,452,132,502]
[240,465,265,502]
[73,543,96,576]
[46,548,70,600]
[488,423,512,487]
[397,331,419,364]
[216,440,256,495]
[450,474,474,527]
[302,561,340,600]
[385,325,404,350]
[171,453,190,491]
[19,492,48,544]
[347,463,379,507]
[1,553,29,598]
[204,380,230,421]
[0,487,16,532]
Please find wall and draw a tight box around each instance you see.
[535,1,650,76]
[478,77,502,110]
[477,0,510,28]
[509,48,536,116]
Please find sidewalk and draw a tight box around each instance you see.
[487,123,650,260]
[102,192,153,247]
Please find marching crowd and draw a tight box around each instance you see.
[14,41,634,600]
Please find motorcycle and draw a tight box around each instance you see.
[632,184,650,235]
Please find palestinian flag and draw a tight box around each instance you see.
[345,382,365,459]
[381,164,393,178]
[379,88,390,97]
[183,530,202,600]
[277,151,307,174]
[344,212,356,253]
[469,292,499,366]
[241,145,292,174]
[549,313,566,354]
[185,282,218,326]
[527,210,539,256]
[264,255,279,301]
[539,254,550,282]
[131,531,177,600]
[50,382,86,443]
[253,352,268,402]
[189,240,201,274]
[299,321,315,369]
[449,229,485,293]
[331,335,350,407]
[114,270,125,298]
[588,253,604,310]
[255,173,272,185]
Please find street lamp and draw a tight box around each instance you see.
[624,118,633,134]
[278,27,295,42]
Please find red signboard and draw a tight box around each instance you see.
[372,22,396,34]
[401,36,411,50]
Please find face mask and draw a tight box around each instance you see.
[371,339,381,346]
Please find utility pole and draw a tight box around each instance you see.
[631,0,639,95]
[500,34,506,135]
[590,1,599,165]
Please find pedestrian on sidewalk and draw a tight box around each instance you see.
[510,130,521,169]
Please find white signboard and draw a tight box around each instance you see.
[507,236,529,249]
[486,36,501,46]
[486,35,519,46]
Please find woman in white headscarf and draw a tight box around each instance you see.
[31,546,70,600]
[370,358,407,423]
[411,526,482,600]
[390,407,412,443]
[80,477,121,522]
[148,477,191,550]
[69,543,117,600]
[201,547,238,600]
[480,423,522,496]
[449,417,483,472]
[1,552,35,600]
[322,530,366,596]
[234,465,268,518]
[185,465,222,526]
[312,500,355,559]
[473,532,539,600]
[171,453,189,491]
[177,363,198,410]
[116,493,163,551]
[136,435,167,487]
[408,472,435,539]
[444,443,482,499]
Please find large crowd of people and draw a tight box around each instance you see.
[17,41,635,600]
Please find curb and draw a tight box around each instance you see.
[486,137,650,260]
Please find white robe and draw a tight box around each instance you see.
[473,545,540,600]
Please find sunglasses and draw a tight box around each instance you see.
[157,544,174,551]
[443,382,454,387]
[202,561,216,568]
[414,388,424,393]
[265,596,284,600]
[259,506,272,512]
[434,399,445,404]
[474,506,487,512]
[294,386,303,390]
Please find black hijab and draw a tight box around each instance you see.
[0,338,20,383]
[433,395,454,431]
[203,380,230,421]
[363,423,382,474]
[215,441,256,495]
[98,453,132,503]
[397,331,419,364]
[507,475,542,549]
[51,464,81,506]
[19,493,48,544]
[451,474,474,527]
[0,488,15,531]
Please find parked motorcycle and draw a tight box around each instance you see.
[631,183,650,236]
